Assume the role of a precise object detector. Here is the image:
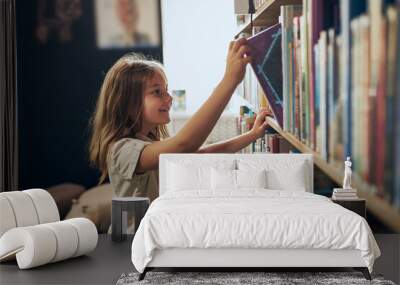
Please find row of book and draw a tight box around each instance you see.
[279,0,400,208]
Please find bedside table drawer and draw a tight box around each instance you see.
[331,199,366,218]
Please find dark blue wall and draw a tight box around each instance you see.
[16,0,162,189]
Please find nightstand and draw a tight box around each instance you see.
[331,198,366,218]
[112,197,149,242]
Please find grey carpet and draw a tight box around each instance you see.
[116,271,396,285]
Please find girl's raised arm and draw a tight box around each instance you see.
[136,38,251,172]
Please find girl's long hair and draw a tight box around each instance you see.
[88,53,169,184]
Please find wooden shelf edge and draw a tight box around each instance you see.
[235,0,302,38]
[266,117,400,233]
[235,0,276,37]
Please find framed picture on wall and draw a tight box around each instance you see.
[94,0,161,49]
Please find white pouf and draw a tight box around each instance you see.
[65,218,98,257]
[0,189,98,269]
[24,188,60,223]
[1,191,40,227]
[0,189,60,237]
[0,218,98,269]
[42,221,79,262]
[0,196,17,237]
[0,225,57,268]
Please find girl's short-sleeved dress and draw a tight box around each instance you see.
[107,135,159,202]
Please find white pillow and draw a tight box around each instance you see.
[167,160,235,191]
[211,168,236,190]
[236,169,267,189]
[237,159,308,191]
[211,169,267,190]
[266,163,307,191]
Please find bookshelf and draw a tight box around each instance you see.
[234,0,400,233]
[266,116,400,232]
[235,0,302,38]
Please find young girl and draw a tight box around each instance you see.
[89,38,271,202]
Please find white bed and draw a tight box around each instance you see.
[131,154,380,280]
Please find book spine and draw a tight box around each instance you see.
[300,13,310,146]
[350,18,359,175]
[314,41,320,154]
[308,0,315,149]
[334,35,344,165]
[358,16,370,181]
[320,31,328,161]
[375,18,387,198]
[367,0,383,185]
[327,28,335,163]
[383,7,397,203]
[281,6,289,132]
[294,24,301,139]
[302,1,308,144]
[340,0,352,161]
[332,196,360,200]
[394,6,400,209]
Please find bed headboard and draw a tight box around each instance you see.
[159,153,313,195]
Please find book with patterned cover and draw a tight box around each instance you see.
[247,23,283,127]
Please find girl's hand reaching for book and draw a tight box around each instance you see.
[223,38,252,87]
[250,108,273,139]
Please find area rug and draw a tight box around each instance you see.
[116,271,396,285]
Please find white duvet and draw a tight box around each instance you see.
[131,190,380,273]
